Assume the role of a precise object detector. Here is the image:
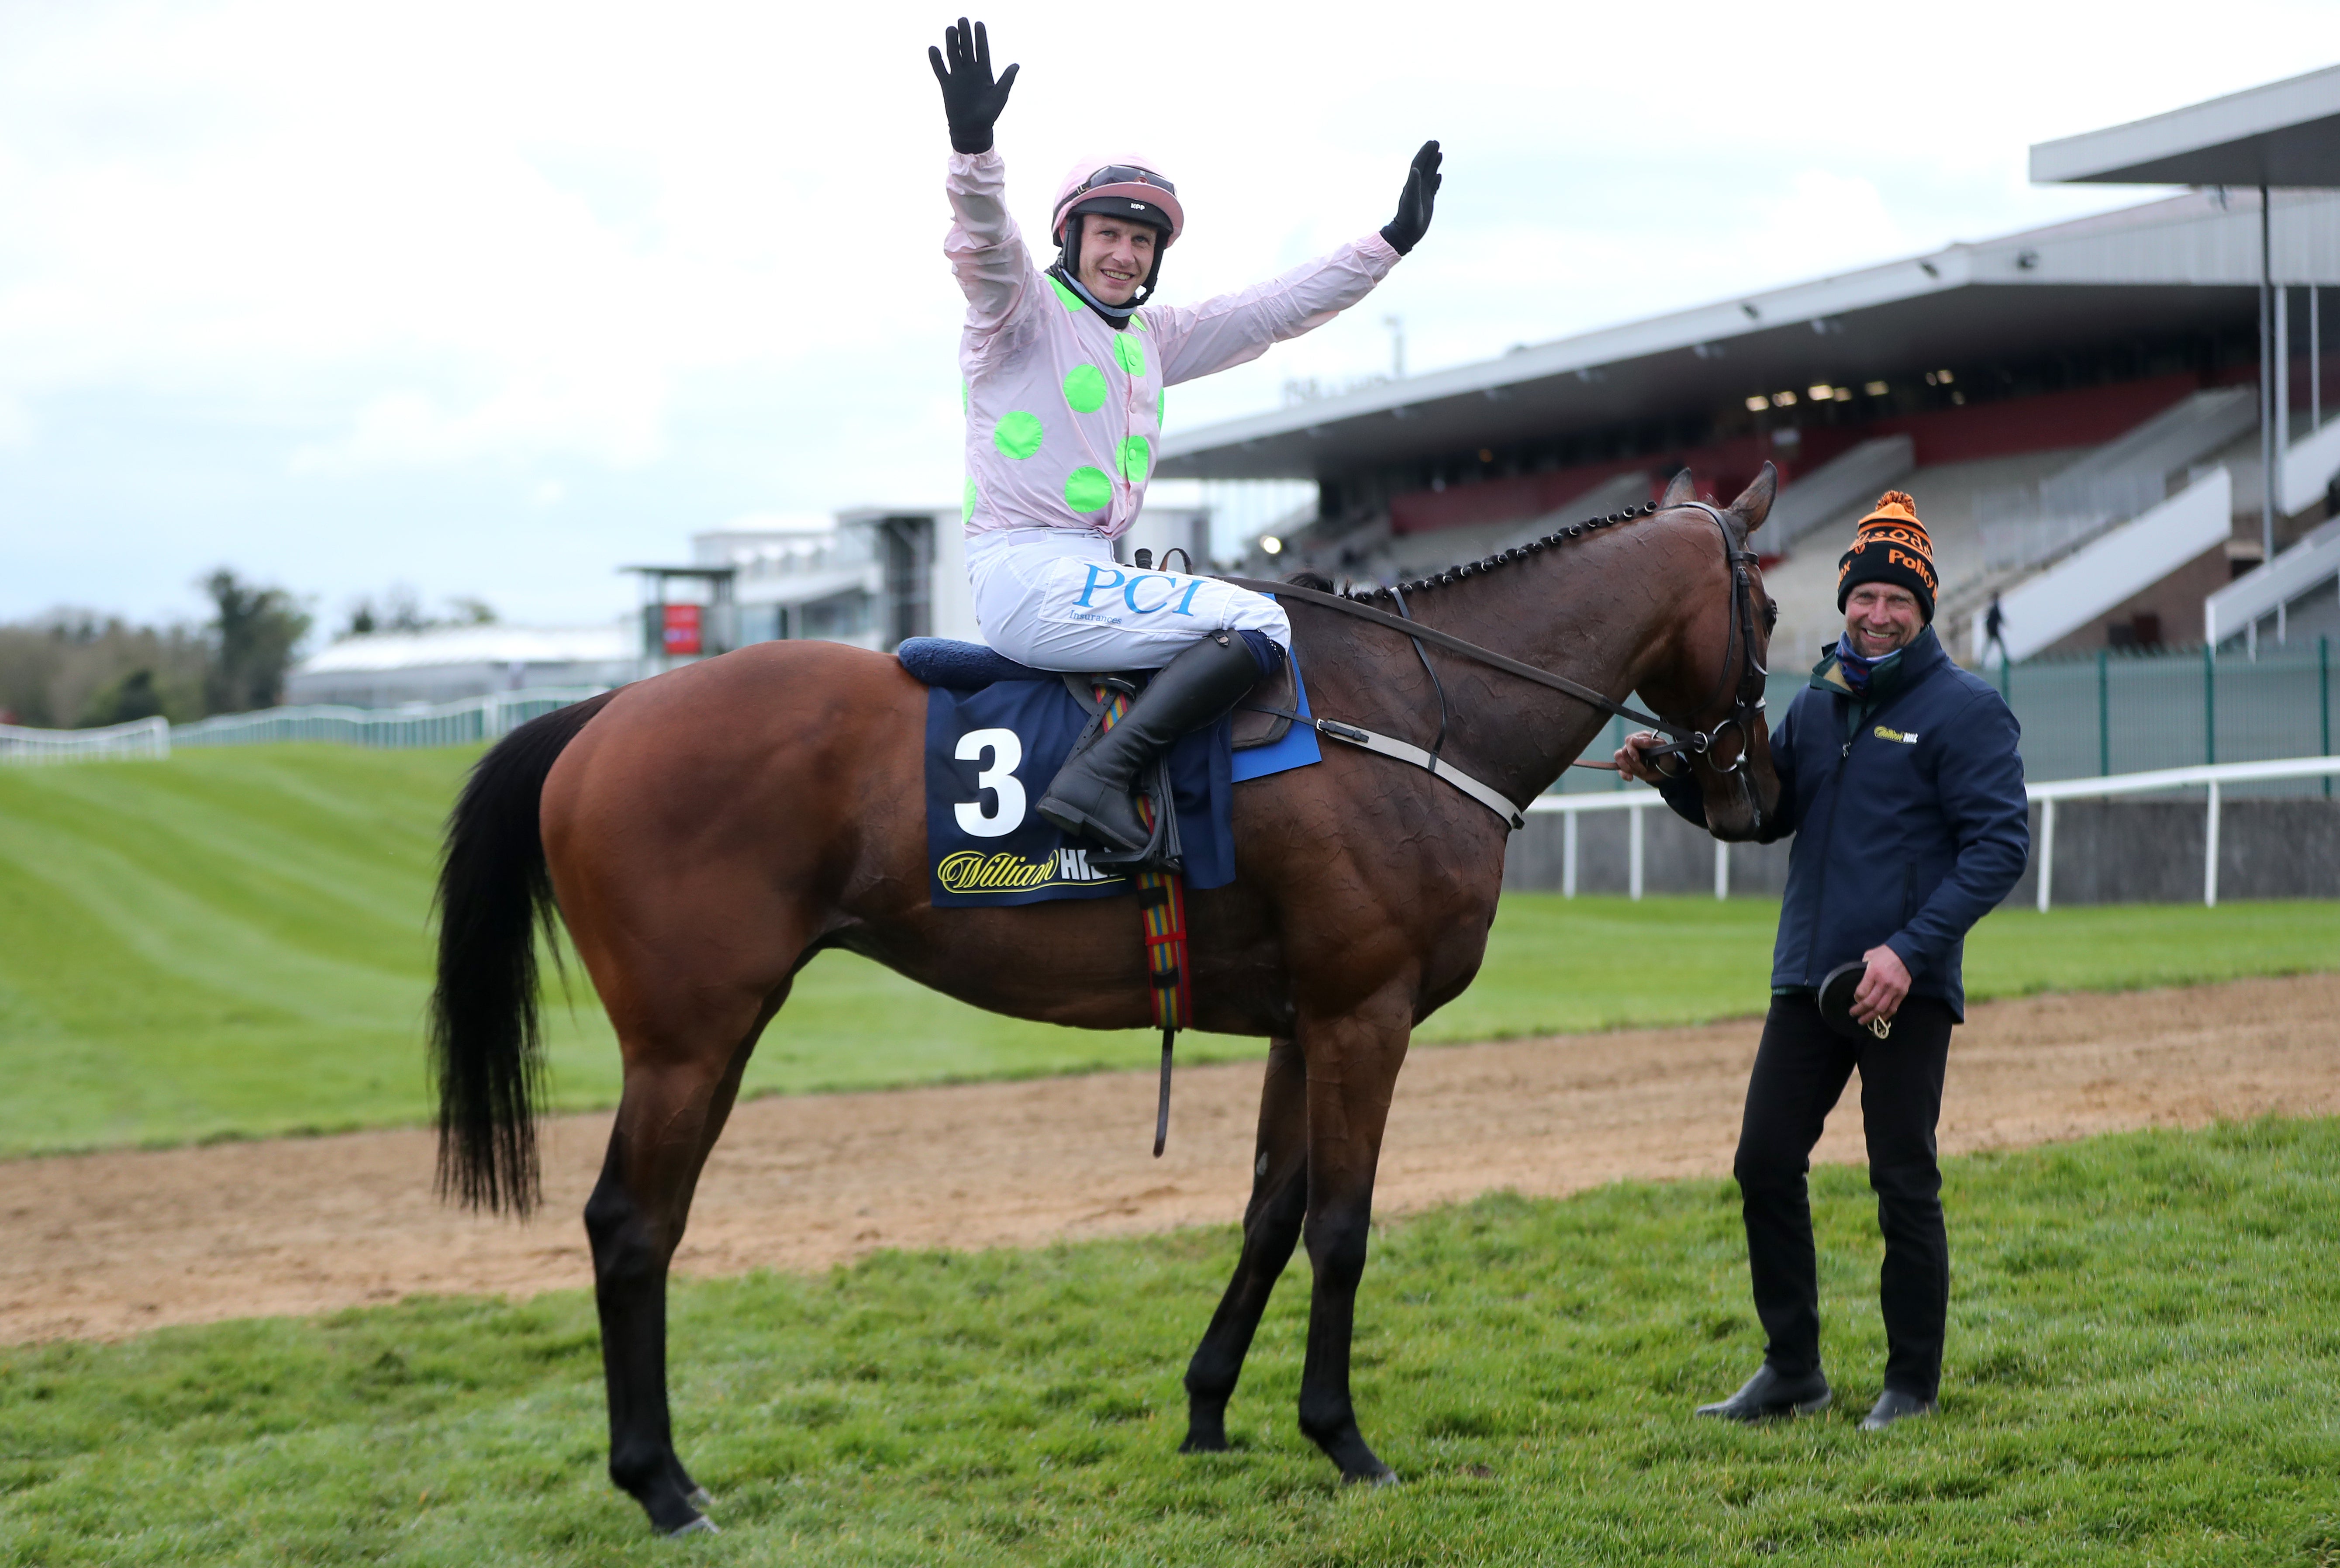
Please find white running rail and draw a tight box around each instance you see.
[1524,787,1683,902]
[171,687,608,749]
[1529,751,2340,908]
[2029,755,2340,911]
[0,715,171,765]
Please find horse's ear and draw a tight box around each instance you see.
[1728,462,1778,535]
[1660,467,1698,508]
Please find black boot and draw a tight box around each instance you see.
[1037,632,1263,854]
[1694,1364,1833,1422]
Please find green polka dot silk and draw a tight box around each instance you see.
[962,477,976,524]
[1116,436,1151,483]
[1062,364,1107,414]
[1049,276,1084,312]
[993,411,1045,459]
[1113,334,1146,376]
[1064,466,1113,514]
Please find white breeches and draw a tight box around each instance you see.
[967,529,1291,672]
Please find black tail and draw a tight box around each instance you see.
[429,691,617,1215]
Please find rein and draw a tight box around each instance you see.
[1222,499,1770,825]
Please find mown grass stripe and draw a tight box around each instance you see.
[0,746,2333,1157]
[1,1120,2334,1564]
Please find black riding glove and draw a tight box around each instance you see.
[928,17,1019,155]
[1380,140,1443,255]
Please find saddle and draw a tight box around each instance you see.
[894,637,1295,750]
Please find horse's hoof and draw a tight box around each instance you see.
[1343,1465,1400,1487]
[663,1515,720,1538]
[685,1487,715,1510]
[1180,1407,1231,1454]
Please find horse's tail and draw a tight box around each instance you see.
[429,691,617,1215]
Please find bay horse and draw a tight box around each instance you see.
[429,465,1783,1534]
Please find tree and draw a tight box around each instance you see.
[81,668,165,726]
[338,586,496,641]
[201,570,311,715]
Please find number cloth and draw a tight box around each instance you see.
[923,672,1234,907]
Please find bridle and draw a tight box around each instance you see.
[1636,500,1771,779]
[1222,497,1773,825]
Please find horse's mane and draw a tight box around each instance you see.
[1294,501,1664,604]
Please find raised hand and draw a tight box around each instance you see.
[928,17,1019,155]
[1380,140,1443,256]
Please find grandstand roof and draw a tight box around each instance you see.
[297,623,633,673]
[1158,191,2340,483]
[2031,64,2340,188]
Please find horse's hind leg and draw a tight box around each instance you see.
[1181,1036,1309,1454]
[584,986,780,1536]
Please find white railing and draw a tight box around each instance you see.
[1973,386,2255,574]
[171,687,607,749]
[2205,513,2340,645]
[1525,787,1683,901]
[1527,753,2340,909]
[2030,755,2340,911]
[1975,467,2233,663]
[0,715,171,765]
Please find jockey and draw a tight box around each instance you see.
[930,17,1441,859]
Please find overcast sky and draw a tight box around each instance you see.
[2,0,2331,632]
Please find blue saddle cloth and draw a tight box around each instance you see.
[901,638,1320,908]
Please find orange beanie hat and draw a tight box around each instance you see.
[1837,490,1938,621]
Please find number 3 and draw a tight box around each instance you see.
[953,727,1026,837]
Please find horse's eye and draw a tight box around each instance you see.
[1762,598,1779,633]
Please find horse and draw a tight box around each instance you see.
[428,464,1784,1534]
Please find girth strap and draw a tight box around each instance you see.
[1095,681,1191,1157]
[1244,704,1527,831]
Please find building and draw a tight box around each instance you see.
[657,502,1215,663]
[286,622,637,707]
[1159,66,2340,667]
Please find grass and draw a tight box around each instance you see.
[3,1118,2336,1564]
[0,745,2333,1157]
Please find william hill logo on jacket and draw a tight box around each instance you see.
[1874,725,1920,744]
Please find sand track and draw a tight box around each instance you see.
[6,974,2336,1344]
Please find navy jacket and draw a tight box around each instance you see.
[1660,626,2029,1018]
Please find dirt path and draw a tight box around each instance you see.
[6,974,2337,1344]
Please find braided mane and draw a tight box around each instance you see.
[1330,500,1664,604]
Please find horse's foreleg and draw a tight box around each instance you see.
[1294,996,1410,1483]
[1181,1036,1308,1454]
[584,996,770,1536]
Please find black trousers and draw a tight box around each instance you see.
[1733,990,1954,1399]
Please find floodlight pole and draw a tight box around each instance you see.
[2262,186,2277,563]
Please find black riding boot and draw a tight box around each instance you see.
[1037,631,1263,854]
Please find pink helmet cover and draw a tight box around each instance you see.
[1050,155,1184,247]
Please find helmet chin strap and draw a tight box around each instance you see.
[1053,215,1163,322]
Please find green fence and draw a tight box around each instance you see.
[1558,637,2334,796]
[1996,639,2333,790]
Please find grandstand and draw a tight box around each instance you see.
[1160,67,2340,674]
